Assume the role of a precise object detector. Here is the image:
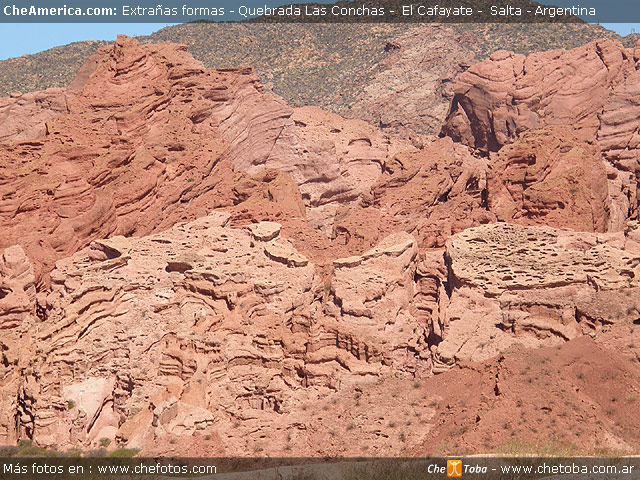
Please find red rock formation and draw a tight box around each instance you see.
[487,127,612,232]
[442,38,640,228]
[10,212,432,451]
[0,36,413,286]
[332,137,495,253]
[442,39,635,152]
[0,245,35,330]
[6,213,639,454]
[1,34,640,457]
[0,90,67,143]
[0,245,37,445]
[435,222,640,372]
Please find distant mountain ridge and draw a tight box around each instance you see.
[0,21,626,136]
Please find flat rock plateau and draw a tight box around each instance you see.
[1,32,640,457]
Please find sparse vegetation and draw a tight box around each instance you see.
[499,438,580,457]
[107,448,139,458]
[0,21,623,139]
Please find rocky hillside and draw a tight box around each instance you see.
[1,34,640,457]
[0,21,623,137]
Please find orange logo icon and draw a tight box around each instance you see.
[447,459,463,477]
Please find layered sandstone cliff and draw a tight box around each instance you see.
[442,38,640,229]
[0,35,639,456]
[0,35,415,287]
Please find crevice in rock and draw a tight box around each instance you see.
[442,250,454,299]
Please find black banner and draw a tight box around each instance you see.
[0,457,639,479]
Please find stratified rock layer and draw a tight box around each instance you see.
[10,212,433,451]
[1,34,640,456]
[0,35,413,285]
[442,38,640,226]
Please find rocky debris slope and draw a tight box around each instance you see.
[415,335,640,455]
[442,38,640,227]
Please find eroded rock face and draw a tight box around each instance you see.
[0,90,68,143]
[323,232,428,379]
[8,214,640,454]
[2,35,640,456]
[487,127,613,232]
[442,39,635,153]
[0,245,37,444]
[0,35,413,286]
[10,212,434,450]
[442,38,640,225]
[0,245,35,329]
[434,223,640,372]
[330,137,495,253]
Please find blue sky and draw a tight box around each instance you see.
[0,24,175,60]
[0,23,638,61]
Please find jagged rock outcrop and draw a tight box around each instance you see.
[7,213,433,450]
[442,39,636,153]
[487,127,612,232]
[332,137,495,252]
[0,35,413,286]
[442,38,640,226]
[0,245,37,444]
[320,232,428,380]
[9,212,638,452]
[0,245,35,329]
